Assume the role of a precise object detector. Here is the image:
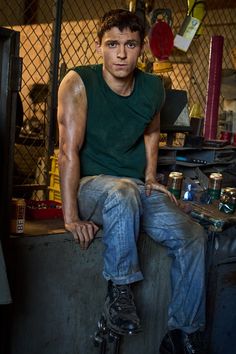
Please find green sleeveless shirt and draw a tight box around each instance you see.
[73,64,164,180]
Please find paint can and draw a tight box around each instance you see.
[167,172,183,199]
[219,187,236,214]
[208,173,223,200]
[10,198,26,234]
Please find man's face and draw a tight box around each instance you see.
[96,27,143,80]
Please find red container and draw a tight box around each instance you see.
[26,200,63,220]
[220,131,232,144]
[233,133,236,146]
[149,21,174,60]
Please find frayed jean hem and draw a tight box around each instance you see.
[103,270,144,285]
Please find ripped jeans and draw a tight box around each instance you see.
[78,175,206,333]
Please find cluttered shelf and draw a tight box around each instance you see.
[158,144,236,172]
[180,200,236,232]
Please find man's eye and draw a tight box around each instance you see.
[127,42,136,49]
[108,42,117,48]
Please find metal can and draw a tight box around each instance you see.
[219,187,236,214]
[167,172,183,199]
[10,198,26,234]
[208,173,223,200]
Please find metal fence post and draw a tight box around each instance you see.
[46,0,63,197]
[48,0,63,156]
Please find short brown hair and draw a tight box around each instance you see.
[97,9,145,45]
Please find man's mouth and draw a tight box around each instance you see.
[114,63,127,67]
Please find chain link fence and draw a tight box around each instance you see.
[1,1,56,199]
[1,0,236,199]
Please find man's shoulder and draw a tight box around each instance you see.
[135,69,165,110]
[72,64,101,76]
[69,64,102,89]
[136,68,163,86]
[136,69,164,98]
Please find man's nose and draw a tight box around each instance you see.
[117,45,127,59]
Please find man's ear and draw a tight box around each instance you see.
[95,39,102,54]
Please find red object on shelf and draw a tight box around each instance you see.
[26,200,63,220]
[233,133,236,146]
[149,20,174,60]
[220,131,232,143]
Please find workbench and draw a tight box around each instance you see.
[6,201,236,354]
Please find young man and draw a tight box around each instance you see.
[57,9,206,353]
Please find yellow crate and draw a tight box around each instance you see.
[49,172,60,191]
[50,155,59,176]
[48,187,61,203]
[48,151,61,202]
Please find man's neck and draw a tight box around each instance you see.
[102,69,135,97]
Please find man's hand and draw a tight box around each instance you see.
[145,179,179,206]
[65,220,100,250]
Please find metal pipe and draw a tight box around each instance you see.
[204,35,224,141]
[48,0,63,156]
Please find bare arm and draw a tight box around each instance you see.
[144,112,160,183]
[144,113,177,204]
[57,70,99,248]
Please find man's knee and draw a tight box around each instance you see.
[109,178,140,202]
[185,222,207,254]
[190,221,207,242]
[171,219,207,251]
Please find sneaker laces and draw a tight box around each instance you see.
[184,332,203,354]
[185,336,196,354]
[115,285,136,312]
[104,282,141,335]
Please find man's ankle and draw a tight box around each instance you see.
[159,329,205,354]
[103,281,141,335]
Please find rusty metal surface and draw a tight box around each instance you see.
[183,201,236,231]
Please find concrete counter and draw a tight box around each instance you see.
[8,230,171,354]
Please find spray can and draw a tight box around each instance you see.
[208,173,223,200]
[167,172,183,199]
[219,187,236,214]
[10,198,26,234]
